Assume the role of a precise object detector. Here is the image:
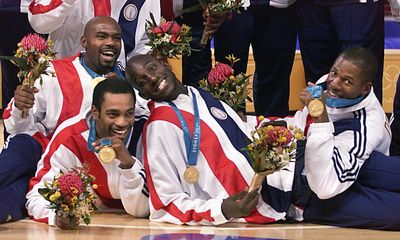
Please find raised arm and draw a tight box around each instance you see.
[28,0,77,33]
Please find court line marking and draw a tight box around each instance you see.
[20,219,335,231]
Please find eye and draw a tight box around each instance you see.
[107,113,117,119]
[343,79,352,85]
[150,63,157,72]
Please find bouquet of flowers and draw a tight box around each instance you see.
[199,54,252,112]
[145,13,192,59]
[0,33,55,117]
[199,0,243,47]
[38,167,97,229]
[245,120,305,191]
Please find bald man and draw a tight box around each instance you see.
[0,16,129,223]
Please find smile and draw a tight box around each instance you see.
[157,78,167,91]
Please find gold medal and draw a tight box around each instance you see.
[308,99,325,118]
[184,166,199,184]
[99,146,116,163]
[98,138,115,163]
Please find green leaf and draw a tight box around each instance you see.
[83,216,90,225]
[38,188,50,196]
[0,56,29,70]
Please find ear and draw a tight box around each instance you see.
[80,36,87,48]
[362,82,372,96]
[91,105,100,120]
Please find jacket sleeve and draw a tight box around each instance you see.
[26,144,79,225]
[3,70,53,135]
[127,0,160,58]
[304,112,391,199]
[117,159,150,217]
[28,0,77,33]
[143,121,229,225]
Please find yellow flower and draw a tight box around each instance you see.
[295,132,303,140]
[229,75,235,81]
[92,184,98,190]
[288,125,294,131]
[49,191,61,202]
[266,125,274,131]
[258,116,265,122]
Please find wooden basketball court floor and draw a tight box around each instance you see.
[1,212,399,240]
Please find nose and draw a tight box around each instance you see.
[328,76,341,91]
[115,116,129,127]
[105,36,117,47]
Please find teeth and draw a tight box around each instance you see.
[102,51,114,56]
[113,129,127,135]
[157,79,167,91]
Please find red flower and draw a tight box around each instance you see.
[160,21,181,34]
[265,126,293,146]
[207,63,233,85]
[58,172,84,196]
[151,26,164,36]
[20,33,48,53]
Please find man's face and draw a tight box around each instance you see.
[326,57,371,100]
[126,56,179,102]
[81,19,121,75]
[92,93,135,140]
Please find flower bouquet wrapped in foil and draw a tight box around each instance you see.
[145,12,192,60]
[38,167,97,229]
[198,0,243,47]
[0,33,55,118]
[245,121,305,192]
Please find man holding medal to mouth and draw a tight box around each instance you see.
[26,78,150,228]
[278,47,400,230]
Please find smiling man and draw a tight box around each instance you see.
[0,16,137,223]
[125,54,296,226]
[26,78,149,228]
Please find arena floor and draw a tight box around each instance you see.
[1,212,399,240]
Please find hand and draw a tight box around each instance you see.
[236,111,247,122]
[221,189,259,220]
[92,136,135,168]
[56,215,80,230]
[203,10,228,36]
[14,85,39,111]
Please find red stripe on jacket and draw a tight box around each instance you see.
[144,105,275,223]
[52,55,84,129]
[29,0,63,15]
[93,0,111,16]
[64,135,123,209]
[160,0,175,20]
[29,119,88,190]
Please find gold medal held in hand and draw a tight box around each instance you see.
[99,138,116,163]
[308,99,325,118]
[184,166,199,184]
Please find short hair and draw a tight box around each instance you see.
[92,77,136,111]
[338,47,378,84]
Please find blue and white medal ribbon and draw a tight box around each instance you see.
[87,118,116,163]
[168,89,201,184]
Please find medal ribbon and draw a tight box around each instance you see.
[306,85,322,99]
[307,85,366,108]
[80,53,125,80]
[87,117,98,152]
[168,89,201,167]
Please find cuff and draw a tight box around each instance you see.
[119,157,143,179]
[48,210,57,226]
[210,198,229,225]
[307,122,334,136]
